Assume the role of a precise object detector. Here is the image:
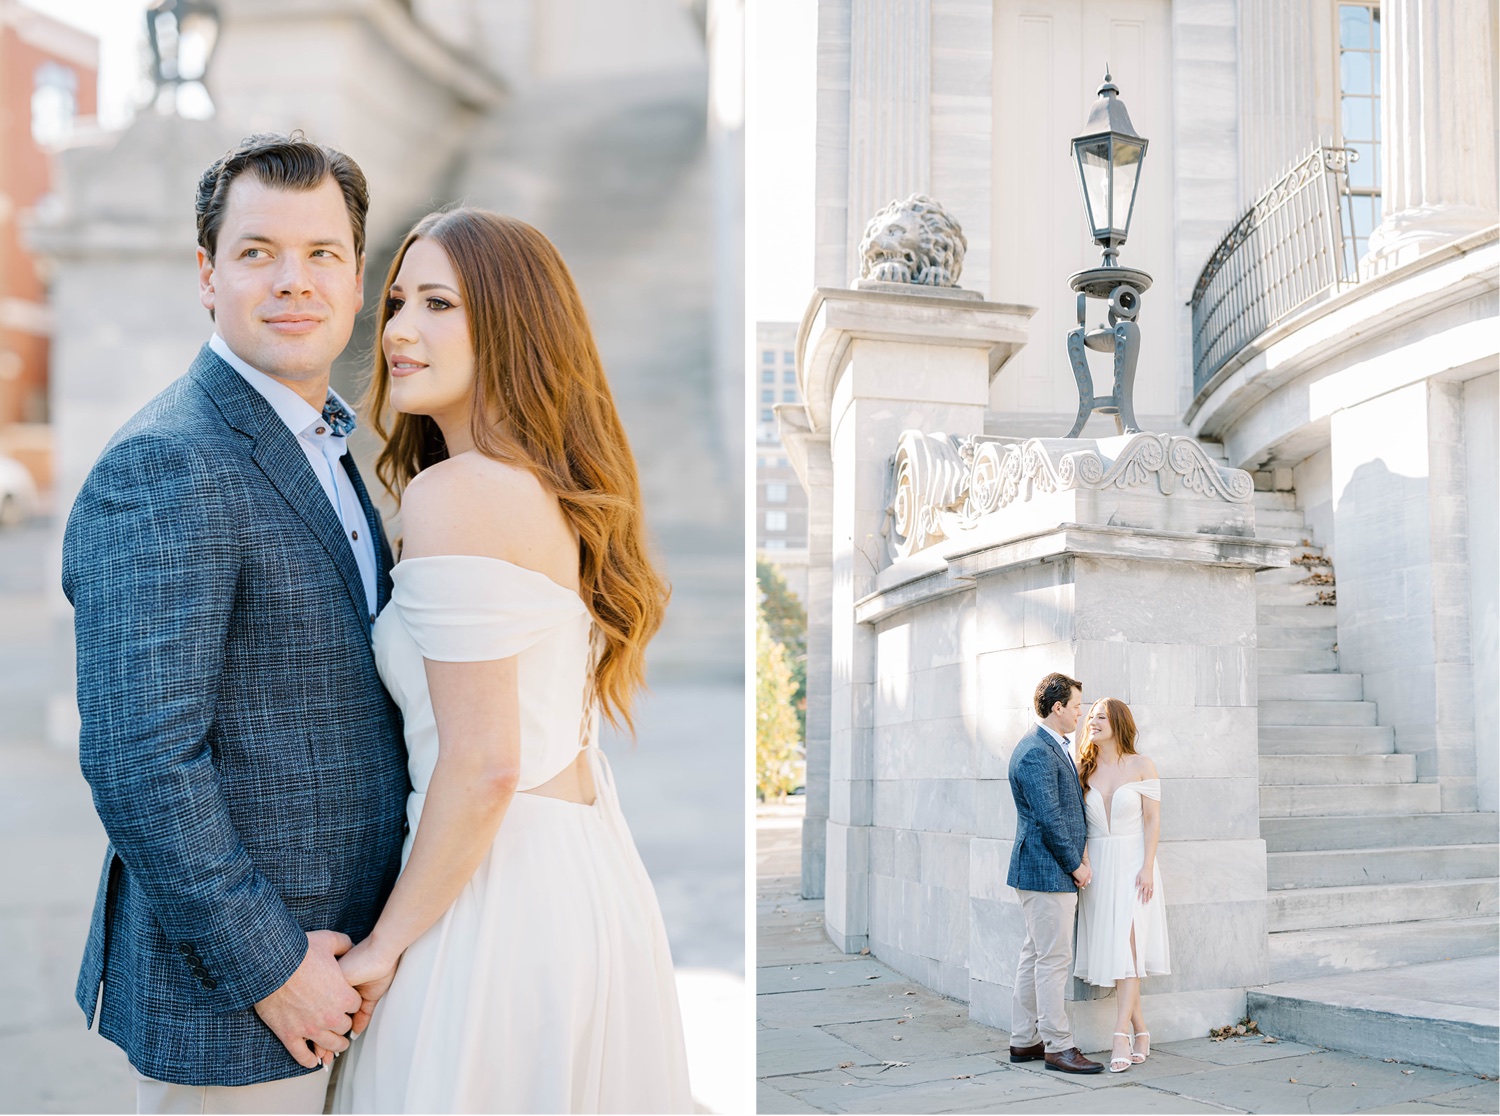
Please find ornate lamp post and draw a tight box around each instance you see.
[146,0,221,116]
[1063,70,1150,438]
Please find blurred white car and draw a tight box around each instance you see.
[0,454,37,527]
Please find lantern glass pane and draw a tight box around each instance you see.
[1111,137,1145,238]
[1075,136,1112,239]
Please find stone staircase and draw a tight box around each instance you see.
[1250,489,1499,983]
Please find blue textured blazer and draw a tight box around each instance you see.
[1006,723,1088,893]
[62,345,409,1087]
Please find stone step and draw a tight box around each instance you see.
[1249,954,1499,1074]
[1262,813,1500,853]
[1259,625,1338,650]
[1260,781,1442,818]
[1258,673,1364,701]
[1255,507,1307,527]
[1251,490,1298,511]
[1257,564,1333,586]
[1257,605,1345,627]
[1259,700,1378,726]
[1258,648,1339,673]
[1254,526,1314,544]
[1256,583,1330,607]
[1259,753,1416,786]
[1267,877,1499,933]
[1268,844,1499,889]
[1259,724,1394,755]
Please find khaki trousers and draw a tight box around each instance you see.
[137,1067,331,1115]
[1011,888,1077,1053]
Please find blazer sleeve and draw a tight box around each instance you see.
[1014,744,1082,875]
[63,433,309,1014]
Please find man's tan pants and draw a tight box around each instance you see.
[137,1067,331,1114]
[1011,888,1077,1054]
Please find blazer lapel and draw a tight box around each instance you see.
[190,346,369,627]
[342,453,393,613]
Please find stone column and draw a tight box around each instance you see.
[796,287,1032,950]
[1367,0,1498,271]
[1236,0,1319,205]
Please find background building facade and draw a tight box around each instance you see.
[755,319,808,601]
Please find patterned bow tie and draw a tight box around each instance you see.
[321,393,357,438]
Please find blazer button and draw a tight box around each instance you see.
[177,943,193,954]
[191,965,209,978]
[201,977,218,990]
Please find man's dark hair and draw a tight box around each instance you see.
[1034,672,1082,719]
[195,132,369,262]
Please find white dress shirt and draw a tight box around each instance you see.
[210,333,378,621]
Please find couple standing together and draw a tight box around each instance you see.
[1006,673,1172,1075]
[63,133,692,1113]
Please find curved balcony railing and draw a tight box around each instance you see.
[1190,146,1359,396]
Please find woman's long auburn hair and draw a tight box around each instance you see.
[1077,697,1138,793]
[365,208,669,732]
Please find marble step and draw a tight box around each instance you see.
[1259,625,1339,650]
[1268,844,1498,889]
[1258,648,1339,673]
[1259,700,1378,726]
[1258,673,1363,701]
[1267,876,1499,933]
[1259,753,1416,786]
[1259,724,1394,755]
[1250,954,1499,1074]
[1257,605,1344,627]
[1251,491,1298,511]
[1260,781,1442,818]
[1262,813,1500,853]
[1255,507,1308,528]
[1254,526,1314,544]
[1257,563,1333,586]
[1256,583,1330,607]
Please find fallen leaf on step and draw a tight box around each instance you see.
[1262,1037,1279,1044]
[892,1035,903,1041]
[904,990,916,995]
[952,1074,972,1080]
[881,1061,910,1068]
[860,948,871,955]
[866,975,879,980]
[1402,1070,1415,1076]
[1289,1078,1298,1084]
[838,1062,854,1069]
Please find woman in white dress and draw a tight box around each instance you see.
[330,208,692,1113]
[1072,697,1170,1074]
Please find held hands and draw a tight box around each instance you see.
[1071,862,1093,888]
[338,935,401,1039]
[1135,867,1153,903]
[253,930,361,1071]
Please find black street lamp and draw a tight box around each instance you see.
[1063,69,1151,438]
[146,0,221,115]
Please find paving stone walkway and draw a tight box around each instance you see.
[757,806,1500,1115]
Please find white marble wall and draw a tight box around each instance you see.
[1331,380,1480,811]
[1463,372,1499,813]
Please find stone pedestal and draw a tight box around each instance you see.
[1368,0,1498,271]
[852,432,1287,1047]
[791,286,1033,950]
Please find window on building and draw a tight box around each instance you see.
[783,351,794,363]
[765,483,788,503]
[761,369,774,383]
[761,388,774,403]
[764,539,787,550]
[781,389,797,403]
[783,369,796,384]
[765,510,788,532]
[762,350,775,363]
[32,63,77,148]
[761,408,774,423]
[1337,1,1381,268]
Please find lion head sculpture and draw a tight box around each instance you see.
[857,194,967,288]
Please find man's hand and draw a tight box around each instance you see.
[1072,863,1092,889]
[254,930,361,1070]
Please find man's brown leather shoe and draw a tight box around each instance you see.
[1044,1047,1104,1074]
[1008,1042,1045,1063]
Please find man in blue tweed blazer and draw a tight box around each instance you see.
[1005,672,1102,1074]
[62,134,408,1113]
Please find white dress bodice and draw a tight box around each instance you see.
[373,555,594,796]
[1083,778,1161,838]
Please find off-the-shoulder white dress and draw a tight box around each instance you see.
[1073,778,1171,987]
[334,556,692,1113]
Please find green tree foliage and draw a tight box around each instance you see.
[757,609,804,800]
[756,559,807,736]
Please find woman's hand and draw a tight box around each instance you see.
[339,936,402,1037]
[1135,867,1153,904]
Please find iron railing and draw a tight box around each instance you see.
[1190,146,1358,395]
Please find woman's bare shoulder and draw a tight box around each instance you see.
[400,452,563,562]
[1131,752,1159,779]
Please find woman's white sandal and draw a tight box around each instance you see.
[1109,1032,1132,1073]
[1130,1031,1150,1063]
